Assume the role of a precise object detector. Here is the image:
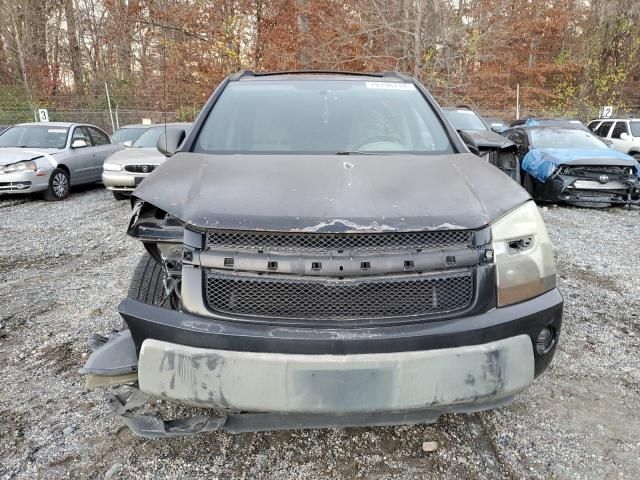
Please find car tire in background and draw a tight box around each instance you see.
[112,191,129,201]
[522,172,537,199]
[632,153,640,161]
[43,168,70,201]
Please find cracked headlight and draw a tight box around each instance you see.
[103,162,122,172]
[492,201,556,307]
[1,160,37,173]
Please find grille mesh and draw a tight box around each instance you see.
[124,164,156,173]
[205,230,473,253]
[205,270,474,320]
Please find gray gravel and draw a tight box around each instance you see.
[0,188,639,479]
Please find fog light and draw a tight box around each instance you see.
[536,327,556,355]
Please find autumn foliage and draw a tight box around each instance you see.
[0,0,639,119]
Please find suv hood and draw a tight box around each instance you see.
[0,147,62,166]
[460,130,515,150]
[133,152,530,232]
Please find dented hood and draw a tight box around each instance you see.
[133,152,530,232]
[460,130,515,150]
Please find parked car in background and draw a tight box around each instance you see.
[81,71,562,438]
[443,106,520,182]
[586,118,640,160]
[0,122,120,200]
[503,125,640,207]
[111,124,154,145]
[102,123,192,200]
[485,117,509,133]
[510,117,591,132]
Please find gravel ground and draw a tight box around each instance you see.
[0,187,639,479]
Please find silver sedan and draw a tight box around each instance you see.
[0,122,120,200]
[102,123,191,200]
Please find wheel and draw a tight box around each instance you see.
[128,252,167,306]
[43,168,70,201]
[112,191,129,201]
[632,153,640,161]
[523,172,537,198]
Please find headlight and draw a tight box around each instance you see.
[1,160,37,173]
[491,201,556,307]
[103,163,122,172]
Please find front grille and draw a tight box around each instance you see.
[205,229,474,253]
[205,270,474,320]
[124,164,156,173]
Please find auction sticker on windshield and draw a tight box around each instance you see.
[365,82,416,90]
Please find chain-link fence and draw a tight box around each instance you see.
[0,109,179,134]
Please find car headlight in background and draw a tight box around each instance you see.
[491,201,556,307]
[103,163,122,172]
[0,160,37,173]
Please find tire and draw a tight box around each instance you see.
[127,252,166,306]
[112,191,129,201]
[632,153,640,161]
[523,172,537,199]
[43,168,70,201]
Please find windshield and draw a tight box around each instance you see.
[112,127,147,144]
[444,109,488,131]
[630,122,640,137]
[132,127,164,148]
[194,80,453,154]
[0,126,69,149]
[530,129,609,150]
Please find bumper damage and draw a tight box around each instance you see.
[534,172,640,207]
[81,289,562,437]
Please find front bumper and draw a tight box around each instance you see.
[102,170,149,192]
[0,170,48,193]
[115,288,562,411]
[138,335,534,413]
[535,175,640,206]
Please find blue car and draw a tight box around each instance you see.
[503,126,640,207]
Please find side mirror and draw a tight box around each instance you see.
[123,140,133,147]
[490,124,505,133]
[157,127,187,157]
[457,130,481,157]
[620,132,630,141]
[71,138,88,148]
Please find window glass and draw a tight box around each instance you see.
[629,122,640,137]
[530,129,608,150]
[0,125,69,149]
[132,127,165,148]
[194,80,454,154]
[87,127,110,145]
[112,127,147,143]
[444,109,488,131]
[586,120,600,132]
[72,127,91,146]
[595,121,613,137]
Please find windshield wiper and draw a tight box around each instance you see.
[335,150,378,155]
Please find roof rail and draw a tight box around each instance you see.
[232,70,410,80]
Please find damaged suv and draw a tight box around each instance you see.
[81,71,563,438]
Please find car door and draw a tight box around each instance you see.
[66,126,96,185]
[609,121,632,154]
[86,126,120,182]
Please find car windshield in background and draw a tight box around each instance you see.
[530,129,608,150]
[112,127,147,143]
[132,127,164,148]
[194,80,454,154]
[444,110,488,131]
[0,126,69,149]
[630,122,640,137]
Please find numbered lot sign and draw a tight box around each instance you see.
[38,109,49,122]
